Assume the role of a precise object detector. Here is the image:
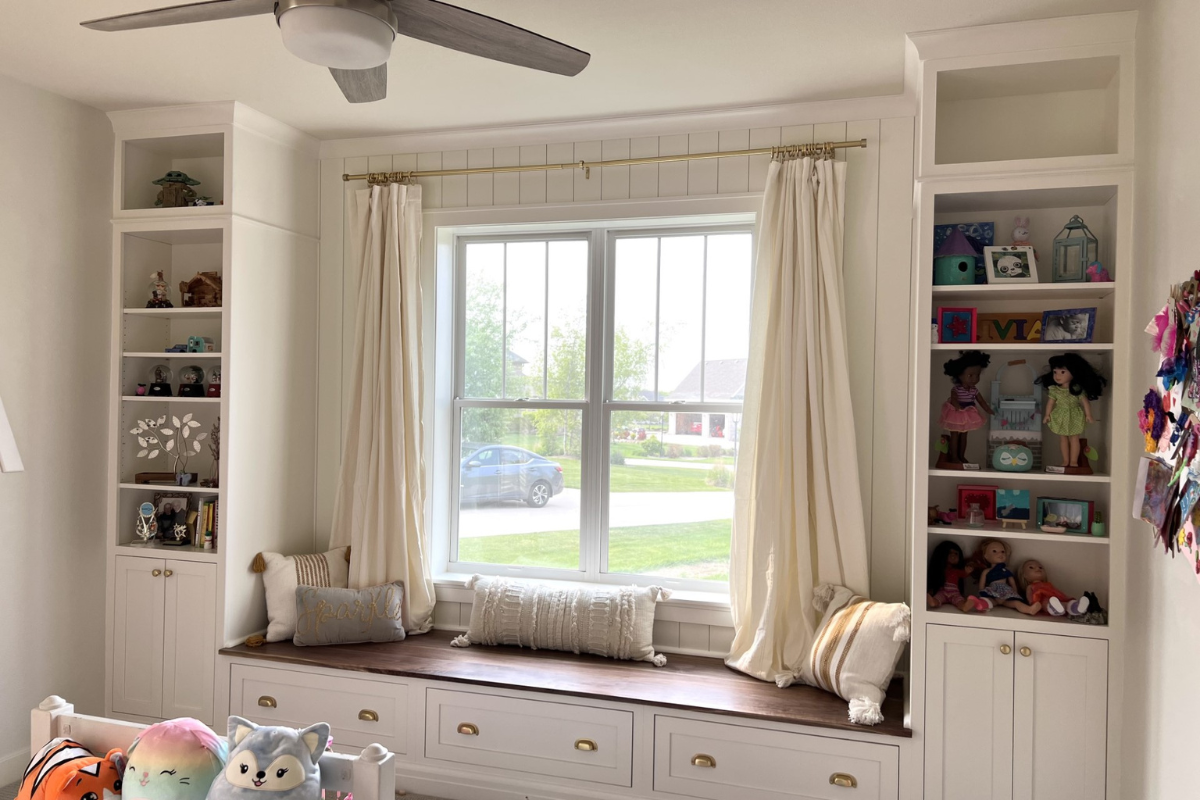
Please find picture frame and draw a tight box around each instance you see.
[151,492,190,542]
[958,484,998,521]
[1041,307,1097,343]
[1037,497,1093,534]
[983,245,1038,284]
[937,307,977,344]
[977,313,1043,343]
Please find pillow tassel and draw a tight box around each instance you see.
[848,698,884,726]
[812,583,836,613]
[889,604,912,643]
[450,634,472,648]
[651,653,668,667]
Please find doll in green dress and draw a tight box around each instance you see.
[1037,353,1108,468]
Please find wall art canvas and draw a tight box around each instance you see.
[938,306,977,344]
[934,222,994,284]
[996,488,1031,522]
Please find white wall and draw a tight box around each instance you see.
[0,74,112,780]
[1123,2,1200,798]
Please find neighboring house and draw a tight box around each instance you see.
[662,358,746,449]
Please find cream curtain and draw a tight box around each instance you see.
[726,157,870,686]
[330,183,435,634]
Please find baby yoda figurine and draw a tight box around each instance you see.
[207,717,330,800]
[154,171,201,208]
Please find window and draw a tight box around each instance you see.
[451,225,752,590]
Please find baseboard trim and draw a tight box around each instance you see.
[0,747,28,788]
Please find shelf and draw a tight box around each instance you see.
[122,396,220,403]
[932,283,1117,303]
[123,352,222,359]
[928,468,1111,484]
[927,524,1109,545]
[115,541,219,563]
[123,307,223,318]
[119,483,221,494]
[925,604,1108,636]
[932,343,1113,352]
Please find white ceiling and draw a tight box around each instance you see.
[1,0,1139,141]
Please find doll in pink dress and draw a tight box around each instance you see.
[927,541,985,612]
[1019,559,1090,616]
[939,351,994,465]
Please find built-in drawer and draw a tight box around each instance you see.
[230,664,407,754]
[425,688,633,787]
[654,716,899,800]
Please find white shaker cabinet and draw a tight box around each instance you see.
[925,624,1107,800]
[113,555,217,724]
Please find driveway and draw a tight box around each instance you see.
[459,488,734,537]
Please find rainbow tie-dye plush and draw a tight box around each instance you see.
[122,719,227,800]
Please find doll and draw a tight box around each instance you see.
[926,541,985,612]
[974,539,1041,615]
[938,351,994,465]
[1037,353,1108,468]
[1018,559,1089,616]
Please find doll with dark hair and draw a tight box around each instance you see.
[1037,353,1108,469]
[927,541,984,612]
[938,350,994,466]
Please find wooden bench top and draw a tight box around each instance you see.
[221,630,910,739]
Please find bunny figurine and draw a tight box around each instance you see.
[1011,216,1037,259]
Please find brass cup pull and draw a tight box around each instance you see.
[574,739,598,752]
[830,773,858,788]
[457,723,479,736]
[359,709,378,722]
[257,696,277,708]
[164,569,174,577]
[1020,646,1032,657]
[691,754,716,768]
[999,644,1012,655]
[152,569,162,577]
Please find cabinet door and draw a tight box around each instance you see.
[1012,633,1107,800]
[112,556,166,718]
[925,625,1014,800]
[161,560,217,724]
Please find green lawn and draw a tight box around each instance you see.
[557,458,727,492]
[458,519,731,581]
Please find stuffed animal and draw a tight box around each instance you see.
[19,738,126,800]
[207,717,330,800]
[1011,216,1038,260]
[123,719,227,800]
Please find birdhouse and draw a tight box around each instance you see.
[1051,215,1099,283]
[933,228,978,286]
[180,271,223,308]
[153,170,201,208]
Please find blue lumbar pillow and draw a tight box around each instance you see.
[205,717,329,800]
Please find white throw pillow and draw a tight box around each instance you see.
[260,548,349,642]
[451,575,671,666]
[798,584,911,726]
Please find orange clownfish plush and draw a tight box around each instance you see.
[19,738,126,800]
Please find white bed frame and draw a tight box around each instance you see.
[29,697,396,800]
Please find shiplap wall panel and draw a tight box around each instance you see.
[441,150,468,208]
[340,155,368,447]
[320,115,915,649]
[316,158,345,533]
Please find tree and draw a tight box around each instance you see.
[461,278,518,447]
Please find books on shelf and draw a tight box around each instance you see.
[193,496,219,550]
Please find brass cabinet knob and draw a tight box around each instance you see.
[999,644,1012,655]
[358,709,378,722]
[457,723,479,736]
[691,754,716,768]
[1020,646,1032,657]
[257,696,277,708]
[574,739,598,752]
[151,569,162,577]
[830,773,858,788]
[164,569,174,577]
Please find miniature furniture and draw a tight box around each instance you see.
[987,359,1043,470]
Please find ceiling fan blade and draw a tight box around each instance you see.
[330,65,388,103]
[389,0,589,77]
[81,0,276,32]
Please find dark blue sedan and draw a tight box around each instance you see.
[460,446,564,508]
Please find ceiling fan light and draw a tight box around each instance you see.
[279,5,394,70]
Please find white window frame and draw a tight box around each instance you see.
[443,219,753,594]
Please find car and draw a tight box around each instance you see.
[460,445,565,508]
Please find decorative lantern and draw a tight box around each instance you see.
[934,228,978,286]
[1051,215,1099,283]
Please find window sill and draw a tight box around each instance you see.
[433,573,733,627]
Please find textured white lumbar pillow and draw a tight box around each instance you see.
[798,583,911,725]
[451,575,671,666]
[259,547,350,642]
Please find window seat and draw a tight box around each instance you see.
[220,628,909,739]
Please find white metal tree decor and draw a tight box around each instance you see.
[131,414,208,479]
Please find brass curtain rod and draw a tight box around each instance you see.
[342,139,867,184]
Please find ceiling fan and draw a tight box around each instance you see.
[81,0,590,104]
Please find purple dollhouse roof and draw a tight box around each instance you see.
[935,227,978,257]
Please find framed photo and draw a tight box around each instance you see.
[937,307,977,344]
[1037,497,1093,534]
[996,488,1031,522]
[152,493,190,541]
[958,484,998,521]
[977,313,1042,343]
[983,246,1038,284]
[1041,307,1097,343]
